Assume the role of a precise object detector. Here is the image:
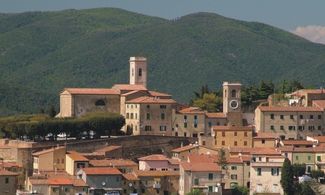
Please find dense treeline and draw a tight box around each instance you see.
[190,80,304,112]
[0,112,125,140]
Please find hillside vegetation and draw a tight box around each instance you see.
[1,8,325,115]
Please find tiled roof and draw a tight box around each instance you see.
[213,125,253,131]
[0,162,22,168]
[82,167,122,175]
[282,140,314,146]
[229,147,255,154]
[205,112,227,118]
[89,159,137,167]
[227,156,243,164]
[63,88,120,95]
[240,155,252,162]
[72,179,88,187]
[188,154,218,163]
[67,151,89,161]
[0,169,18,176]
[48,178,73,185]
[148,91,172,97]
[311,136,325,143]
[258,106,322,112]
[168,158,180,165]
[181,162,221,172]
[254,132,278,139]
[292,89,325,96]
[250,148,281,156]
[95,145,122,153]
[138,154,169,161]
[33,146,65,156]
[313,100,325,109]
[29,178,48,185]
[171,144,198,153]
[126,96,176,104]
[135,170,179,177]
[178,107,205,114]
[112,84,147,91]
[123,173,139,181]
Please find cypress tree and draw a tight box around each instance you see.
[281,158,294,195]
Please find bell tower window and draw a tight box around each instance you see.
[231,89,236,98]
[138,68,142,77]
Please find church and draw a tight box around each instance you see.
[57,57,177,135]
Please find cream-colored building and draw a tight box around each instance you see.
[65,151,89,176]
[250,148,284,195]
[224,155,251,189]
[33,146,66,174]
[213,126,253,148]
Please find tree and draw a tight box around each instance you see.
[231,185,249,195]
[281,158,294,195]
[292,163,306,178]
[48,105,57,118]
[186,189,203,195]
[192,93,222,112]
[217,148,228,170]
[310,169,324,179]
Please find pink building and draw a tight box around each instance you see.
[138,154,179,171]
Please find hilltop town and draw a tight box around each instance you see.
[1,56,325,195]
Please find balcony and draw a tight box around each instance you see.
[251,162,283,167]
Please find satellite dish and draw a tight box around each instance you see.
[129,182,133,187]
[102,181,106,186]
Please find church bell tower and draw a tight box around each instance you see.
[223,82,243,126]
[129,57,147,87]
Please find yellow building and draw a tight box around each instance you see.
[65,151,89,176]
[33,146,66,174]
[253,132,277,148]
[213,126,253,148]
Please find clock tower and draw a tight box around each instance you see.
[223,82,243,126]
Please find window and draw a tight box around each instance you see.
[135,113,137,119]
[270,125,274,130]
[208,173,213,180]
[222,141,225,146]
[145,126,152,131]
[208,186,213,192]
[161,113,165,120]
[280,115,284,119]
[270,114,274,119]
[317,156,321,162]
[262,139,265,144]
[234,132,237,136]
[194,178,199,185]
[192,133,198,138]
[290,115,294,119]
[184,132,187,137]
[308,156,311,161]
[244,141,247,146]
[194,123,198,128]
[231,89,236,98]
[271,168,279,176]
[231,174,238,180]
[310,115,314,119]
[130,113,134,119]
[184,123,187,128]
[318,115,322,119]
[244,132,248,137]
[296,156,299,160]
[146,105,150,109]
[138,68,142,76]
[126,113,129,119]
[208,122,212,128]
[298,126,304,131]
[146,113,150,120]
[280,126,284,130]
[234,141,237,146]
[318,126,322,130]
[289,126,296,131]
[160,126,167,131]
[95,99,105,106]
[61,159,64,164]
[222,131,225,137]
[5,177,9,184]
[160,105,167,109]
[308,126,315,131]
[257,168,262,176]
[300,115,304,119]
[231,166,237,170]
[175,132,178,137]
[76,163,85,169]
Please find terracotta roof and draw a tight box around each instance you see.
[29,178,48,185]
[126,96,176,104]
[0,162,22,168]
[240,155,252,162]
[82,167,122,175]
[292,89,325,96]
[258,106,322,112]
[168,158,180,165]
[123,173,139,181]
[213,125,253,131]
[96,145,122,153]
[178,107,205,114]
[112,84,147,91]
[282,140,314,146]
[188,154,218,163]
[313,100,325,109]
[254,132,278,139]
[89,159,137,167]
[229,147,255,154]
[67,151,89,161]
[172,144,198,153]
[280,146,325,153]
[33,146,65,156]
[135,170,179,177]
[0,169,18,176]
[205,112,227,118]
[48,178,73,185]
[311,136,325,143]
[138,154,169,161]
[63,88,120,95]
[181,162,221,172]
[227,156,243,164]
[250,148,281,156]
[72,179,88,187]
[148,91,172,97]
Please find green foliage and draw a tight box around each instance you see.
[186,189,203,195]
[294,182,315,195]
[281,158,294,195]
[192,93,222,112]
[0,8,323,115]
[48,105,57,118]
[218,148,228,170]
[231,185,249,195]
[310,169,324,179]
[292,163,306,178]
[0,112,125,140]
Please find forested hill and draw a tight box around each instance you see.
[1,8,325,115]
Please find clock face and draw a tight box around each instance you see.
[229,100,239,110]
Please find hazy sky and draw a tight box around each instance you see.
[2,0,325,43]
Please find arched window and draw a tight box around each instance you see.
[95,99,106,106]
[138,68,142,77]
[231,89,236,98]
